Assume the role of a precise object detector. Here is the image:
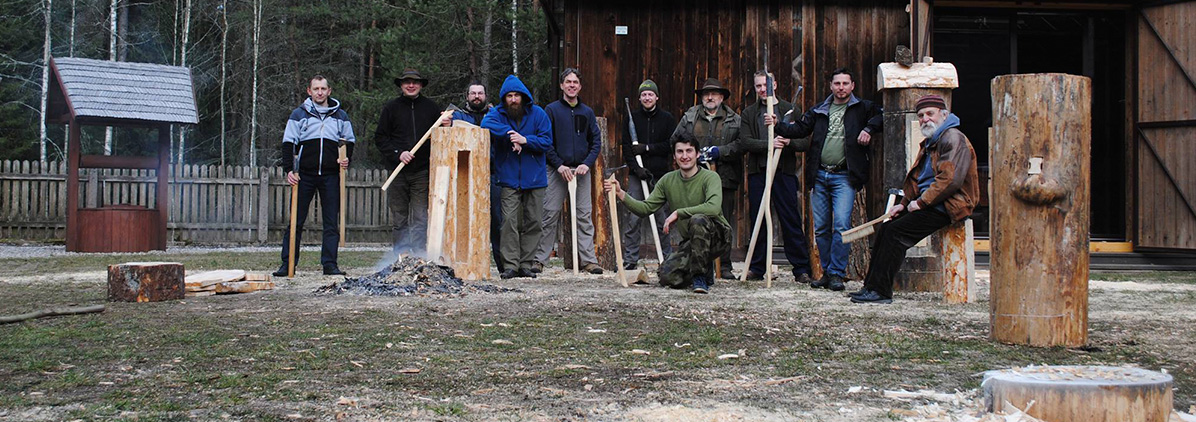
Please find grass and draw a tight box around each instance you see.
[1091,270,1196,284]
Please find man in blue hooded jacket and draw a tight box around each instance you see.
[274,75,356,276]
[482,75,554,279]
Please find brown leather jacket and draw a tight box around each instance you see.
[901,127,979,222]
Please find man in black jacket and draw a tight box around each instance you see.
[766,68,882,291]
[620,79,677,269]
[374,69,448,253]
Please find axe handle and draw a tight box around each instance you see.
[568,176,579,275]
[338,145,347,247]
[741,147,784,283]
[287,180,299,278]
[634,156,665,261]
[607,174,628,287]
[381,109,454,191]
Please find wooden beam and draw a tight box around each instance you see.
[79,155,159,169]
[934,1,1133,10]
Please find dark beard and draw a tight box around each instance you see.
[467,101,487,113]
[506,103,525,121]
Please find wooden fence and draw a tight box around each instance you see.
[0,160,394,244]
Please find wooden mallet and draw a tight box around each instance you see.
[381,106,458,191]
[287,154,299,278]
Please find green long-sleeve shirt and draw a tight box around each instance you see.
[622,168,730,237]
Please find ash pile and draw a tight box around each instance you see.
[316,256,519,297]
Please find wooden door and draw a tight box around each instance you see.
[1135,1,1196,250]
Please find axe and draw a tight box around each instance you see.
[624,98,666,262]
[604,165,630,287]
[287,153,300,278]
[338,138,348,247]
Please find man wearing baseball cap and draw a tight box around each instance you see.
[849,94,979,304]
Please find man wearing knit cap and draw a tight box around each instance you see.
[847,94,978,304]
[374,69,450,254]
[620,79,677,269]
[671,77,742,279]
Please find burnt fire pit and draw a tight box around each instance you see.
[316,256,519,297]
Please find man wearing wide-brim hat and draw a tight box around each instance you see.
[670,77,743,280]
[374,68,449,253]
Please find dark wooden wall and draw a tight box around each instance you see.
[546,0,910,254]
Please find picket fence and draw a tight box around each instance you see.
[0,160,395,244]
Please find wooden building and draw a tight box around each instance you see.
[542,0,1196,253]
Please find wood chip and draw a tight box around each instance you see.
[335,396,357,406]
[717,354,739,360]
[491,339,513,345]
[398,368,421,374]
[764,376,805,386]
[349,360,364,368]
[629,349,651,355]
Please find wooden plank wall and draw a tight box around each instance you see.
[551,0,908,254]
[0,160,394,244]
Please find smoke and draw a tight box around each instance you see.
[372,247,429,273]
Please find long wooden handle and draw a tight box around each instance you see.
[740,148,784,283]
[568,176,579,275]
[764,96,776,286]
[288,181,298,278]
[635,155,665,262]
[607,174,628,287]
[381,109,455,191]
[338,145,347,247]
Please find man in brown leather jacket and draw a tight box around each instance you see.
[850,94,979,304]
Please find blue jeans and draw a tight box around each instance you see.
[811,169,855,277]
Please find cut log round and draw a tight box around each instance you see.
[984,365,1173,422]
[108,262,185,302]
[990,74,1091,347]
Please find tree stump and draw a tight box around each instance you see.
[108,262,185,302]
[990,74,1091,347]
[984,365,1173,422]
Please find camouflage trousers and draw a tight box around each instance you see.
[658,214,731,288]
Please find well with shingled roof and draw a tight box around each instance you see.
[45,57,198,252]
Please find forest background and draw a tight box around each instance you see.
[0,0,552,169]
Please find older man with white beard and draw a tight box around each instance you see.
[848,95,979,304]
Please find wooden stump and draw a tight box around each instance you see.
[941,219,976,303]
[108,262,184,302]
[984,366,1173,422]
[428,125,492,280]
[990,73,1091,347]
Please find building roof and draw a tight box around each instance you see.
[49,57,198,125]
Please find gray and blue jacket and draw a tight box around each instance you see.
[282,97,356,176]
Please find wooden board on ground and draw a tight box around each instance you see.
[214,281,275,294]
[242,273,271,282]
[185,270,246,288]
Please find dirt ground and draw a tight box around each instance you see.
[0,250,1194,422]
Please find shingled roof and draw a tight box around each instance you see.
[48,57,198,125]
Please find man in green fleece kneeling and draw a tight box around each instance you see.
[603,131,731,294]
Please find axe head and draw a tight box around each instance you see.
[888,188,904,197]
[338,138,348,148]
[603,164,628,179]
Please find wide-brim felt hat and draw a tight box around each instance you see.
[694,78,731,97]
[394,69,429,87]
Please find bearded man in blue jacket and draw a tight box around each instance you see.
[274,75,356,276]
[482,75,554,279]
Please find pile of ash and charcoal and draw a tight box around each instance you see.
[316,256,519,297]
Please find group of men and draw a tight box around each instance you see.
[273,66,978,304]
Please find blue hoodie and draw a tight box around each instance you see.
[481,75,554,190]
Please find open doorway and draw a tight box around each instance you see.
[934,8,1127,239]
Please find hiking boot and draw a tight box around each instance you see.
[811,275,830,289]
[827,275,846,291]
[583,263,604,275]
[272,265,289,277]
[692,276,710,294]
[850,290,892,304]
[718,268,736,280]
[744,270,764,281]
[529,261,544,274]
[794,273,814,284]
[500,269,519,279]
[517,267,538,278]
[623,261,638,271]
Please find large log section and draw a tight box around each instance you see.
[984,365,1172,422]
[428,124,492,281]
[990,73,1091,347]
[108,262,185,302]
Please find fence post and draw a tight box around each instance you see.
[258,168,270,243]
[86,170,98,208]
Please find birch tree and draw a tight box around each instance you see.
[39,0,51,164]
[249,0,261,166]
[219,0,227,166]
[177,0,191,164]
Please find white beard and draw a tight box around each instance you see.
[920,121,939,138]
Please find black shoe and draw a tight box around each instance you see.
[528,262,544,274]
[850,290,892,304]
[811,275,830,289]
[272,265,289,277]
[718,269,736,280]
[794,273,814,284]
[692,276,710,294]
[500,269,519,279]
[517,267,538,278]
[744,270,764,281]
[323,264,346,276]
[827,275,845,291]
[623,261,638,271]
[583,263,604,275]
[848,288,871,298]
